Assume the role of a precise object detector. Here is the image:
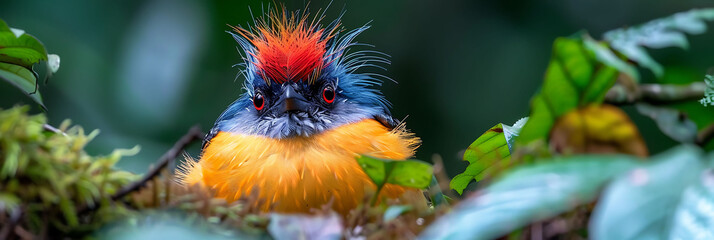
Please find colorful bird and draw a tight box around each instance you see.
[180,7,422,215]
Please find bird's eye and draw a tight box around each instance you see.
[253,92,265,110]
[322,86,335,104]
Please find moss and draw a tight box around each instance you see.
[0,106,138,237]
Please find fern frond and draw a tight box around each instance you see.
[700,75,714,107]
[604,9,714,78]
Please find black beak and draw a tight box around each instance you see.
[281,84,310,113]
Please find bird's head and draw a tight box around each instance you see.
[210,7,395,139]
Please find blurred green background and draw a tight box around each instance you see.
[1,0,713,177]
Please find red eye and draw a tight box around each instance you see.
[253,92,265,110]
[322,86,335,104]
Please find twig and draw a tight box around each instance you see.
[79,125,203,213]
[605,82,706,105]
[0,208,23,240]
[111,125,203,201]
[605,81,714,146]
[43,124,68,137]
[13,225,36,240]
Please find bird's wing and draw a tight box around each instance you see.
[201,99,245,151]
[373,113,398,130]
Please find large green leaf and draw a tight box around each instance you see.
[99,211,261,240]
[668,155,714,239]
[0,62,43,109]
[0,19,48,69]
[0,18,56,109]
[517,36,620,145]
[590,145,706,239]
[356,155,433,190]
[604,9,714,78]
[419,154,639,240]
[450,117,527,195]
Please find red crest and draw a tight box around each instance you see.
[232,9,338,84]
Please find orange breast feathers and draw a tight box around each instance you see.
[179,119,422,215]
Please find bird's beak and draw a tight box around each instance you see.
[281,84,310,113]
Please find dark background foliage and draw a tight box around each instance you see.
[1,0,712,177]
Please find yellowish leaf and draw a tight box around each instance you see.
[549,104,648,157]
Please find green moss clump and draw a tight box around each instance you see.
[0,106,138,237]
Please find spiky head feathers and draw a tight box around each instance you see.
[210,7,395,139]
[231,10,338,84]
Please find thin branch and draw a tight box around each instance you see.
[79,125,204,213]
[605,81,714,146]
[13,225,36,240]
[111,125,204,201]
[605,82,706,105]
[43,124,68,137]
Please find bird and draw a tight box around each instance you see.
[179,6,422,215]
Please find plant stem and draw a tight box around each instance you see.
[370,185,384,206]
[370,164,396,206]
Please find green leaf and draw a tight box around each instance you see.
[636,103,698,143]
[268,213,342,240]
[420,154,639,240]
[0,62,44,108]
[59,198,79,227]
[356,155,433,190]
[582,35,639,81]
[450,117,527,195]
[518,36,619,145]
[0,19,48,69]
[97,211,255,240]
[590,145,705,239]
[603,8,714,78]
[668,159,714,239]
[0,19,55,109]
